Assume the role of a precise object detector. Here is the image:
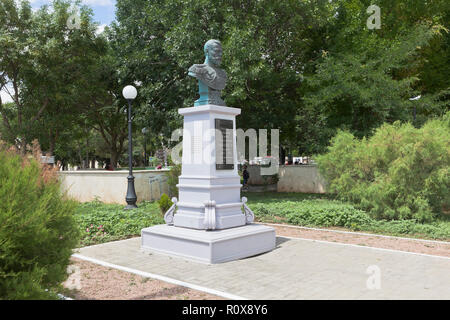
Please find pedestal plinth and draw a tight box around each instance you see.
[141,224,276,264]
[174,104,245,230]
[141,104,276,263]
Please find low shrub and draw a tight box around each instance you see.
[250,200,372,230]
[166,164,181,198]
[0,143,79,299]
[158,194,173,214]
[75,200,164,247]
[316,113,450,222]
[249,197,450,239]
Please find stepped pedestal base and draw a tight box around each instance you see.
[141,224,276,264]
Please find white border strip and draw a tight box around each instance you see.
[263,223,450,245]
[57,293,74,300]
[278,236,450,260]
[72,254,247,300]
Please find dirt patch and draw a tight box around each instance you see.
[63,258,224,300]
[270,224,450,258]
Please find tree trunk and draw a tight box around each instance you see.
[110,149,119,169]
[49,132,56,156]
[77,143,83,169]
[85,132,89,170]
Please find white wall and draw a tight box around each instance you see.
[59,165,328,204]
[59,170,170,204]
[247,165,327,193]
[277,165,327,194]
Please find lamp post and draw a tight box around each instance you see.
[123,85,138,210]
[142,127,148,167]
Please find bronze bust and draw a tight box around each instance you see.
[188,39,227,106]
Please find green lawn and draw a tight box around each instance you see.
[75,200,164,247]
[74,193,450,247]
[246,193,450,240]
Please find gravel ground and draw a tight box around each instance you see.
[63,223,449,300]
[270,224,450,258]
[63,258,224,300]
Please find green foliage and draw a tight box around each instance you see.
[74,193,449,247]
[0,0,128,169]
[0,0,108,157]
[0,148,79,299]
[111,0,449,157]
[316,114,450,222]
[3,0,448,165]
[112,0,334,154]
[166,164,181,198]
[304,22,444,144]
[247,193,450,240]
[158,194,173,214]
[75,201,164,247]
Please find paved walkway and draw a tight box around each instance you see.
[75,236,450,300]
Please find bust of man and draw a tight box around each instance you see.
[188,39,227,106]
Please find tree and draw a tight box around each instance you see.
[0,0,108,160]
[27,0,108,161]
[0,0,36,152]
[112,0,336,156]
[302,0,449,153]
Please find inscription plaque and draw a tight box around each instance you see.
[215,119,234,170]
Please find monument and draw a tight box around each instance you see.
[141,40,276,264]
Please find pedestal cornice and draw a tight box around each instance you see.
[179,104,241,116]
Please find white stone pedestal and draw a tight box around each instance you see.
[141,104,276,263]
[174,105,245,230]
[141,224,276,264]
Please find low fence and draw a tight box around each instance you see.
[59,165,327,204]
[247,165,327,194]
[58,170,170,204]
[277,165,327,194]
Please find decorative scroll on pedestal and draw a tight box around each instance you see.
[164,197,178,225]
[241,197,255,224]
[203,200,217,230]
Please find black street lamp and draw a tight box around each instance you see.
[142,127,149,167]
[123,85,138,210]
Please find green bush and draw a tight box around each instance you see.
[158,194,173,214]
[248,195,450,240]
[250,200,372,229]
[166,164,181,198]
[0,147,79,299]
[316,113,450,222]
[75,201,164,247]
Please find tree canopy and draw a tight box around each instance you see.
[0,0,448,167]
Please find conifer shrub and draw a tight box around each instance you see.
[0,142,79,299]
[158,193,173,214]
[316,113,450,222]
[165,164,181,198]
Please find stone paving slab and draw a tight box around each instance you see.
[76,236,450,300]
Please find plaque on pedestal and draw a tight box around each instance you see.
[215,119,234,170]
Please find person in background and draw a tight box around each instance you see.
[105,162,114,171]
[243,165,250,190]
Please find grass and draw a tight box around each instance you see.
[246,193,450,241]
[74,193,450,247]
[74,200,164,247]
